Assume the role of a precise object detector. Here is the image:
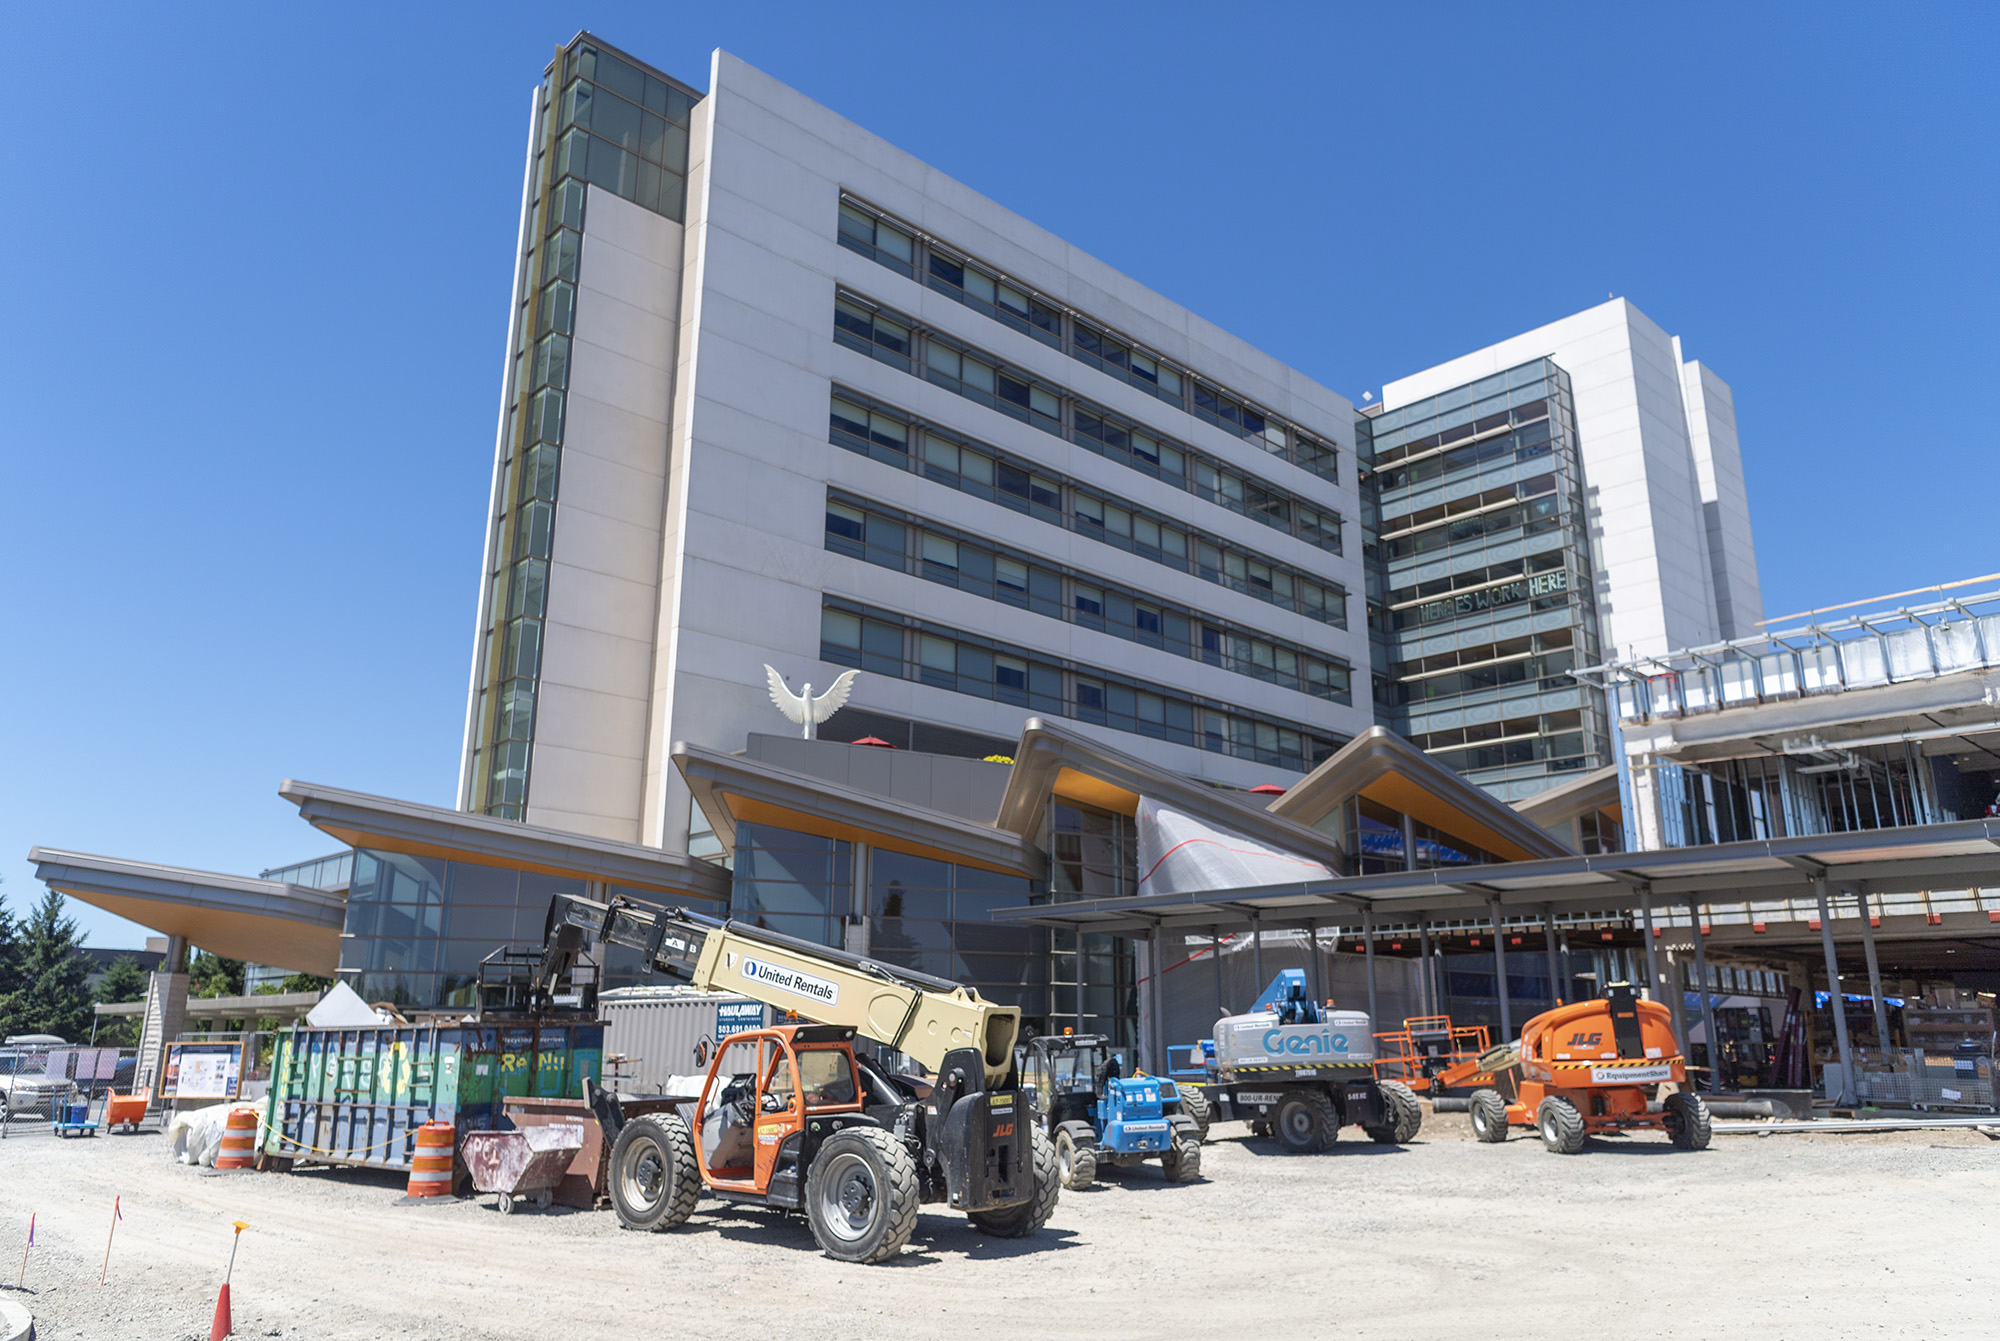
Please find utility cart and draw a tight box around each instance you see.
[461,1123,588,1213]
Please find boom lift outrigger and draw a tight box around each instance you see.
[515,892,1061,1262]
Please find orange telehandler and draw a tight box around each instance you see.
[1436,983,1712,1154]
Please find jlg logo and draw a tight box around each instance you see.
[993,1122,1015,1138]
[1567,1031,1603,1047]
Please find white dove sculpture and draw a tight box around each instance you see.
[764,665,861,739]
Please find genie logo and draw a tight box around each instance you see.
[1262,1028,1350,1056]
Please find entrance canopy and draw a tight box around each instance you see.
[28,849,347,973]
[992,815,2000,935]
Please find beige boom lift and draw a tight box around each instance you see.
[512,893,1059,1262]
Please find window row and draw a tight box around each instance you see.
[829,390,1347,627]
[837,196,1340,483]
[1389,646,1580,708]
[819,602,1345,772]
[1369,407,1556,497]
[1377,474,1569,563]
[1418,708,1595,776]
[832,293,1342,554]
[1367,360,1565,452]
[825,493,1352,703]
[1387,627,1589,684]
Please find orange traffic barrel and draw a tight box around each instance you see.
[216,1107,258,1170]
[406,1121,455,1197]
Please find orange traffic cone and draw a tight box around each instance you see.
[209,1282,231,1340]
[210,1219,247,1340]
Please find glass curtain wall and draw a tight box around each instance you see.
[339,849,678,1008]
[1361,360,1608,802]
[728,824,1049,1033]
[1039,803,1138,1049]
[469,37,701,818]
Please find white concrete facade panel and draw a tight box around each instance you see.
[1380,298,1755,661]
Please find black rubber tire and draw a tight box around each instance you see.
[1537,1096,1587,1154]
[1175,1086,1212,1142]
[1272,1090,1339,1154]
[969,1120,1061,1238]
[1055,1127,1095,1190]
[1469,1089,1510,1143]
[1663,1090,1713,1151]
[608,1115,699,1232]
[1366,1080,1423,1144]
[805,1126,919,1263]
[1159,1135,1202,1182]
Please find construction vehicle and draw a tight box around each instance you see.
[1186,971,1421,1153]
[508,892,1061,1263]
[1372,1015,1493,1096]
[1438,983,1713,1154]
[1014,1031,1202,1188]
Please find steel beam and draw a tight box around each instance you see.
[1815,878,1858,1106]
[1489,898,1512,1038]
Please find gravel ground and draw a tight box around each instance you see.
[0,1111,1993,1340]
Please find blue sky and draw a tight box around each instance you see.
[5,2,1994,946]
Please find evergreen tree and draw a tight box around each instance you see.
[0,879,21,1037]
[12,890,92,1041]
[92,954,152,1046]
[189,951,245,998]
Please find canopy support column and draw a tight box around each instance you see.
[1855,887,1891,1052]
[1542,904,1562,1007]
[1816,878,1858,1107]
[1488,898,1511,1039]
[1419,922,1433,1017]
[1688,898,1721,1093]
[1363,907,1379,1029]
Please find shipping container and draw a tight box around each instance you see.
[262,1023,603,1171]
[599,987,768,1094]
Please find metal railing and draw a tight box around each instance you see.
[1,1044,140,1138]
[1575,579,2000,724]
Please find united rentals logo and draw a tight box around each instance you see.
[740,957,840,1006]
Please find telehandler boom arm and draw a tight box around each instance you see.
[535,892,1021,1087]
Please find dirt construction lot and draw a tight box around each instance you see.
[0,1112,1993,1340]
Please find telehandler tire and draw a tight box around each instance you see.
[609,1115,699,1232]
[1175,1085,1212,1141]
[1159,1134,1202,1182]
[806,1126,919,1263]
[1367,1080,1423,1144]
[1272,1090,1339,1153]
[1663,1090,1713,1151]
[1468,1089,1510,1143]
[1056,1127,1095,1190]
[1536,1095,1587,1154]
[969,1121,1061,1238]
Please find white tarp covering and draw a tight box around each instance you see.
[305,981,387,1028]
[1134,795,1332,897]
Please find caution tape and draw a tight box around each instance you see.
[1551,1058,1680,1070]
[251,1110,432,1160]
